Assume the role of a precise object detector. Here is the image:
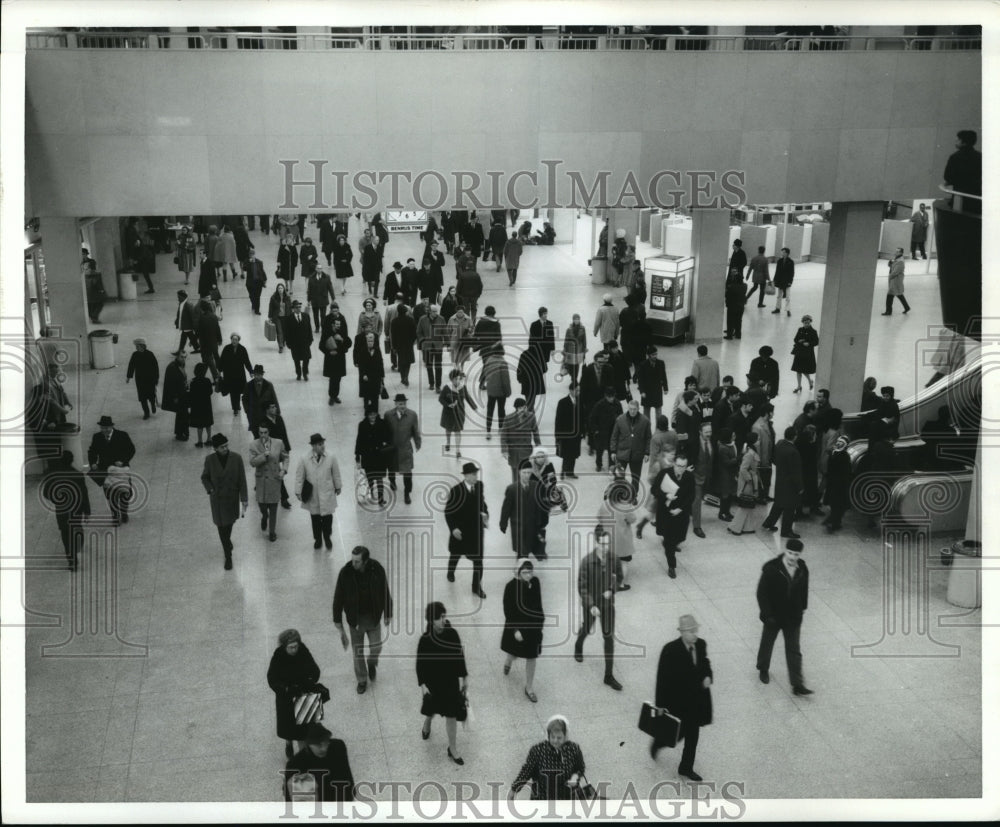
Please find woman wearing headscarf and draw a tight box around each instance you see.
[508,715,587,801]
[332,233,354,294]
[219,333,253,416]
[416,602,468,765]
[356,297,383,340]
[188,362,215,448]
[501,559,545,703]
[439,368,477,458]
[728,431,760,535]
[267,629,323,758]
[822,435,852,533]
[353,330,385,412]
[355,403,392,506]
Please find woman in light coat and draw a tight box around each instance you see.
[728,432,760,535]
[294,434,343,551]
[446,306,474,366]
[482,343,512,437]
[597,473,638,589]
[216,226,239,281]
[593,295,620,346]
[561,314,587,384]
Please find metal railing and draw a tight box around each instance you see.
[938,184,982,215]
[24,29,983,53]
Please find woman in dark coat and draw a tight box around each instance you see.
[355,404,392,505]
[361,239,381,297]
[440,285,458,322]
[417,602,468,764]
[747,345,780,397]
[197,250,217,299]
[218,333,253,415]
[822,434,851,533]
[715,427,738,520]
[319,218,337,266]
[439,368,477,457]
[299,237,319,279]
[188,362,215,447]
[390,305,418,387]
[795,423,822,516]
[654,453,695,577]
[320,316,352,404]
[267,629,322,758]
[791,314,819,393]
[268,283,292,353]
[353,330,385,411]
[276,238,299,294]
[176,226,197,285]
[724,269,747,339]
[516,347,546,410]
[501,559,544,703]
[332,234,354,293]
[161,352,190,441]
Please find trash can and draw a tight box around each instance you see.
[591,255,607,285]
[946,540,981,608]
[117,270,138,301]
[88,330,116,370]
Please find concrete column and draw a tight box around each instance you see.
[92,219,123,299]
[815,201,883,411]
[690,208,729,343]
[40,217,90,367]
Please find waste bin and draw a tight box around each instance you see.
[946,540,981,608]
[88,330,116,370]
[591,255,607,285]
[117,270,138,301]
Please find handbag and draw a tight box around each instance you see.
[736,493,757,509]
[638,701,681,747]
[764,281,776,295]
[293,691,324,725]
[264,319,277,342]
[300,479,313,503]
[380,383,390,400]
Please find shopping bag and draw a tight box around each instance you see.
[264,319,277,342]
[637,702,681,747]
[764,281,776,296]
[294,692,324,725]
[355,467,368,504]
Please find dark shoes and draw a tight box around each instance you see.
[718,513,733,522]
[759,670,770,684]
[447,573,455,582]
[313,538,322,549]
[780,532,801,539]
[574,650,583,663]
[793,685,814,696]
[650,743,660,760]
[422,723,431,740]
[473,588,487,599]
[356,682,367,695]
[679,768,703,781]
[281,500,291,510]
[604,675,623,691]
[668,568,677,579]
[447,748,464,766]
[693,528,706,538]
[324,536,333,550]
[368,663,377,681]
[268,533,277,542]
[224,558,233,571]
[404,493,412,505]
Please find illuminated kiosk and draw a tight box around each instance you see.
[645,254,693,344]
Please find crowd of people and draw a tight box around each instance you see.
[33,203,972,805]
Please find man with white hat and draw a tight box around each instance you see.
[652,614,713,781]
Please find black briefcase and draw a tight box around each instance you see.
[638,702,681,747]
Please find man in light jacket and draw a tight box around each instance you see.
[295,433,342,551]
[609,399,652,505]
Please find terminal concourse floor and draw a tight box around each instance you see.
[21,220,979,803]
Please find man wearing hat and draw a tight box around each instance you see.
[445,462,489,598]
[284,299,314,381]
[201,433,248,570]
[283,722,355,803]
[87,416,136,525]
[636,344,669,424]
[295,434,342,551]
[383,261,404,305]
[652,614,713,780]
[755,538,813,696]
[125,338,160,419]
[499,459,545,561]
[242,365,279,437]
[245,248,267,316]
[401,257,421,306]
[384,393,421,505]
[384,292,407,372]
[175,289,200,353]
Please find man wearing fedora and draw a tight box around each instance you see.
[285,299,314,381]
[201,433,248,570]
[283,721,355,803]
[652,614,713,781]
[125,338,159,420]
[384,393,421,505]
[87,415,136,525]
[756,538,813,696]
[242,364,279,437]
[295,434,342,551]
[445,462,489,598]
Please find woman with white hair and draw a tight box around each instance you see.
[593,294,620,346]
[508,715,587,800]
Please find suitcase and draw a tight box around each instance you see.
[638,702,681,747]
[264,319,277,342]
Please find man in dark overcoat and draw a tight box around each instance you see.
[761,426,803,538]
[284,300,314,381]
[243,365,280,436]
[444,462,489,598]
[554,382,585,478]
[383,393,421,504]
[499,461,546,561]
[86,415,136,525]
[125,338,160,419]
[652,614,713,781]
[200,433,248,570]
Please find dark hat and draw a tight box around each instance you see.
[97,415,114,427]
[252,364,265,374]
[393,261,403,269]
[292,299,302,307]
[210,433,229,448]
[394,393,408,402]
[364,402,378,415]
[305,722,332,745]
[406,258,415,264]
[177,289,188,298]
[785,539,804,552]
[309,433,325,445]
[461,462,479,475]
[518,458,532,470]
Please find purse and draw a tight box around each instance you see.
[638,701,681,747]
[380,383,390,400]
[764,281,776,295]
[300,479,313,503]
[264,319,277,342]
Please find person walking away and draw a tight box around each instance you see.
[909,204,929,260]
[745,245,771,307]
[504,232,523,286]
[42,450,91,571]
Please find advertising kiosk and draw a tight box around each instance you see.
[646,254,693,343]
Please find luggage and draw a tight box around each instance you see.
[638,701,681,747]
[264,319,277,341]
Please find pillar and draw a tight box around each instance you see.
[39,217,90,367]
[815,202,883,410]
[91,219,123,300]
[690,208,729,343]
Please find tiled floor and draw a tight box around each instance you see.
[21,217,980,804]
